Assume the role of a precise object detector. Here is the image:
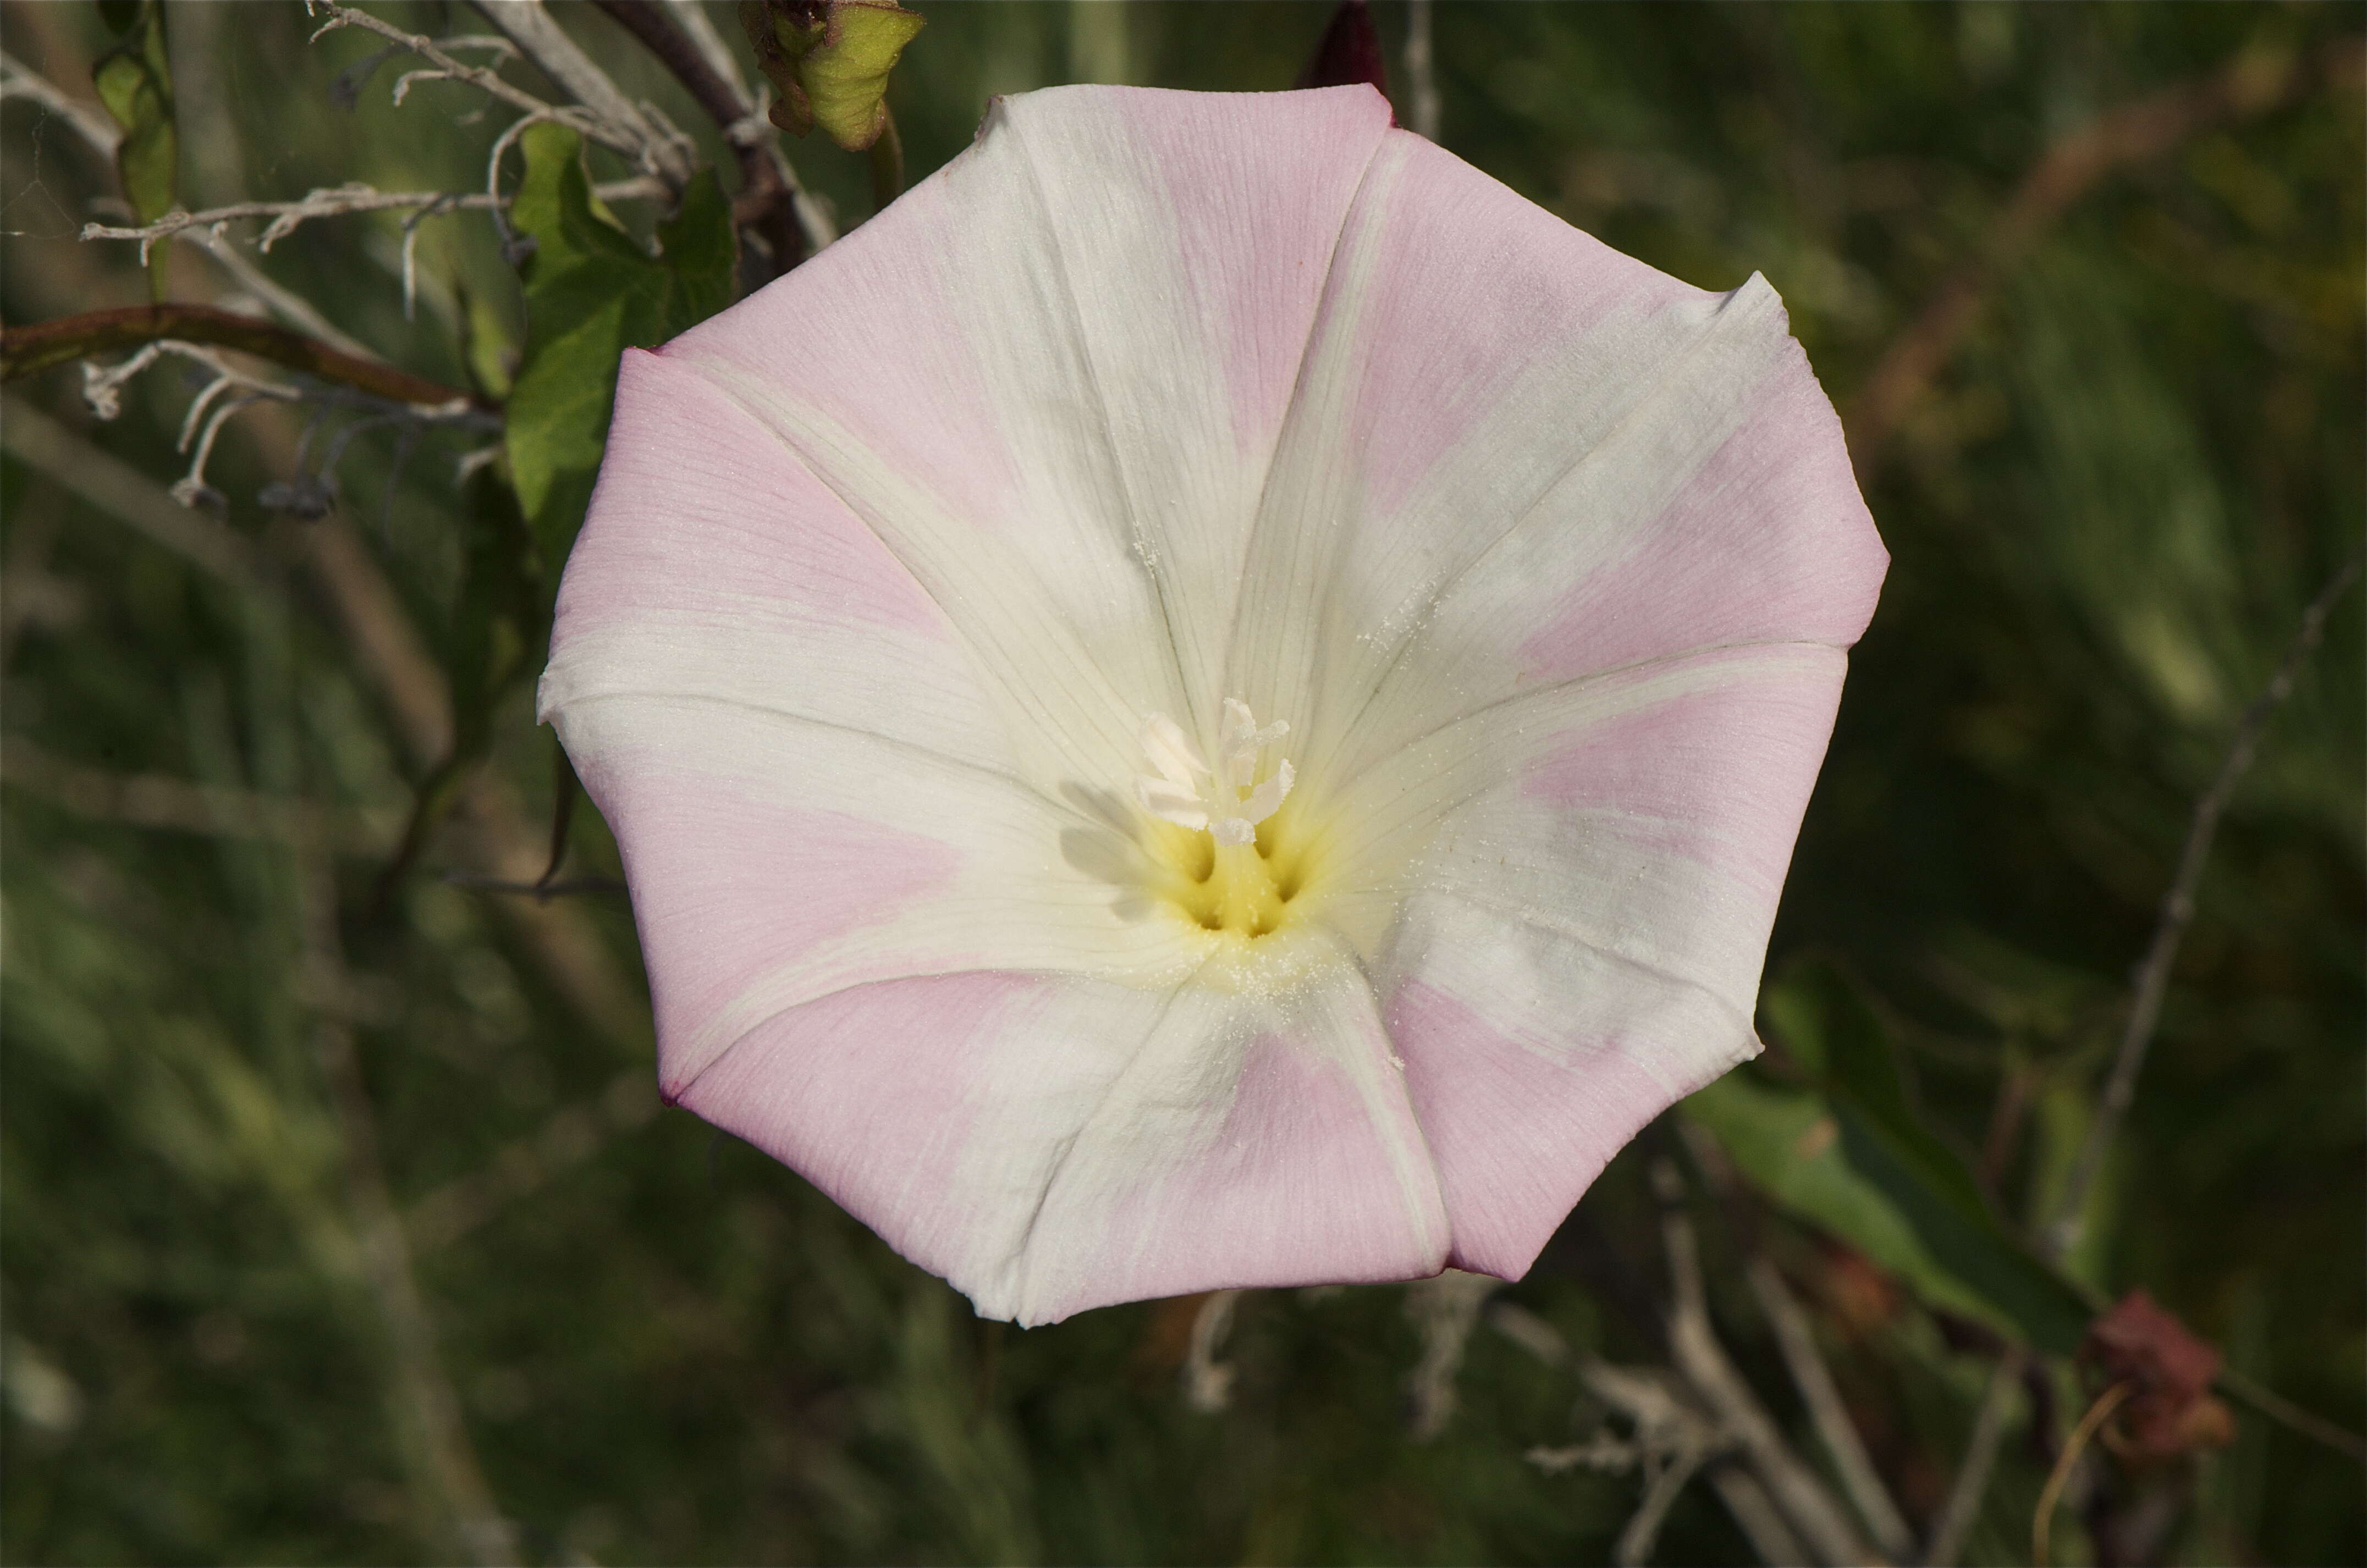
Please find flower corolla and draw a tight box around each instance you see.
[537,84,1886,1325]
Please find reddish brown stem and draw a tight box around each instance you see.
[588,0,803,274]
[2,304,493,412]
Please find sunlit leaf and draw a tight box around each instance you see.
[741,0,926,151]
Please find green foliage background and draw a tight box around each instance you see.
[2,3,2359,1564]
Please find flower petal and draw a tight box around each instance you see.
[544,83,1886,1318]
[672,934,1448,1325]
[539,349,1008,771]
[1221,129,1884,798]
[557,693,1206,1091]
[653,84,1394,781]
[1320,644,1851,1277]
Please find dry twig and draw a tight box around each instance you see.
[1920,1352,2024,1568]
[0,733,398,855]
[588,0,829,269]
[1654,1163,1879,1566]
[1404,1268,1502,1440]
[1,396,274,592]
[1707,1462,1813,1567]
[0,46,127,158]
[1918,556,2362,1563]
[77,175,668,261]
[1182,1289,1243,1412]
[2,399,649,1053]
[4,303,491,413]
[304,1,636,161]
[1748,1256,1914,1560]
[2032,1382,2133,1566]
[2046,554,2363,1257]
[2,48,444,357]
[1402,0,1442,141]
[464,0,697,186]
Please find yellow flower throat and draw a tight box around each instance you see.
[1132,700,1319,941]
[1147,814,1317,940]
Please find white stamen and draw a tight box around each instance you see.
[1136,699,1295,839]
[1237,759,1295,823]
[1140,711,1210,786]
[1218,697,1289,785]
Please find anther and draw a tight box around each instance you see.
[1134,699,1295,843]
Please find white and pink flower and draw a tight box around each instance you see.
[537,84,1886,1325]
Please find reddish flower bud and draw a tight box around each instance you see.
[1295,0,1391,104]
[2080,1289,2235,1464]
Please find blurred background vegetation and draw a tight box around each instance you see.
[1,2,2360,1564]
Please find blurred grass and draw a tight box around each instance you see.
[2,3,2360,1564]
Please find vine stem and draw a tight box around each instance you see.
[588,0,812,272]
[2032,1382,2133,1565]
[2045,553,2363,1260]
[1919,1352,2022,1568]
[1,304,493,413]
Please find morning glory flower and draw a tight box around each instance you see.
[537,84,1886,1326]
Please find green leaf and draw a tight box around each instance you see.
[502,124,735,572]
[741,0,925,151]
[91,0,177,301]
[1685,960,2096,1355]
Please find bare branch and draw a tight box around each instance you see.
[1618,1425,1715,1567]
[660,0,753,101]
[4,304,493,413]
[1655,1163,1879,1566]
[4,398,651,1073]
[177,230,381,361]
[1526,1432,1636,1475]
[588,0,812,270]
[1707,1461,1813,1568]
[1748,1256,1915,1560]
[1402,0,1442,141]
[1489,1299,1571,1367]
[2046,553,2364,1258]
[79,176,667,260]
[1562,1357,1779,1566]
[1405,1269,1502,1440]
[464,0,696,185]
[85,186,492,257]
[587,1,740,142]
[1182,1289,1243,1412]
[0,733,398,854]
[2032,1381,2132,1566]
[2214,1365,2367,1465]
[1919,1352,2023,1568]
[0,47,120,159]
[305,0,632,158]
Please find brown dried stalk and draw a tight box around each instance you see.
[2,304,492,413]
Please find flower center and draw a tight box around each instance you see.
[1133,700,1313,939]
